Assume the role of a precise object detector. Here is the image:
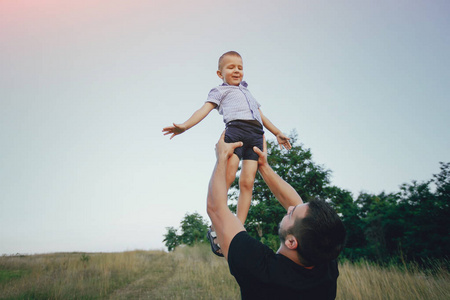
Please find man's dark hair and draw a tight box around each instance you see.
[218,51,242,70]
[290,199,346,266]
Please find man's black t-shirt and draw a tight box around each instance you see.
[228,231,339,300]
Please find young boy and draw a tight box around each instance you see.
[163,51,291,226]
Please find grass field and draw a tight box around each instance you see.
[1,244,448,299]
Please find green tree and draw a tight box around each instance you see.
[432,162,450,258]
[353,192,400,261]
[179,212,209,246]
[163,212,209,251]
[324,186,366,260]
[163,226,180,252]
[341,162,450,263]
[393,163,450,261]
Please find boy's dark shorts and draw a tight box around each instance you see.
[225,120,264,161]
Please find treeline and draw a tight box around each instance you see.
[164,133,449,264]
[329,170,449,263]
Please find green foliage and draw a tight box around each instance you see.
[179,212,209,245]
[80,253,90,269]
[339,162,450,263]
[163,226,180,252]
[80,253,90,263]
[260,234,280,252]
[163,212,209,251]
[331,162,450,263]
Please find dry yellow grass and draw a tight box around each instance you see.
[143,244,240,300]
[0,250,170,299]
[1,244,448,299]
[337,260,450,300]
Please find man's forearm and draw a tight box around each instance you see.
[207,157,229,214]
[207,135,246,259]
[258,163,303,209]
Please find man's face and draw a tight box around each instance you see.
[217,55,244,86]
[279,203,309,234]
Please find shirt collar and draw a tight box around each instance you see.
[221,81,248,88]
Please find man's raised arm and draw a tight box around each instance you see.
[206,132,245,259]
[253,138,303,210]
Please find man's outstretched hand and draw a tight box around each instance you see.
[215,131,243,160]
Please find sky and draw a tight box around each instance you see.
[1,0,449,255]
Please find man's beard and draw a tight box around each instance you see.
[278,221,289,243]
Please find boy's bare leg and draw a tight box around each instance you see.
[236,160,258,224]
[226,154,240,189]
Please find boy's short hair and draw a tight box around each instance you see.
[218,51,242,70]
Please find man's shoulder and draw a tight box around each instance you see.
[229,231,255,250]
[230,231,266,249]
[229,231,274,260]
[228,231,276,281]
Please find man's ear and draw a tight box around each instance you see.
[284,234,298,250]
[217,70,223,79]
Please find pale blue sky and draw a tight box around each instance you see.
[1,0,449,254]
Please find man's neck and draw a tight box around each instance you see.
[277,247,315,269]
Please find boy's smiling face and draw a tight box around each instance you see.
[217,55,244,86]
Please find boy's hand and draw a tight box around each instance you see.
[162,123,187,139]
[276,133,292,150]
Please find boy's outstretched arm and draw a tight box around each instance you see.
[253,138,302,210]
[259,109,292,150]
[163,102,216,139]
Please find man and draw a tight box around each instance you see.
[207,132,346,299]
